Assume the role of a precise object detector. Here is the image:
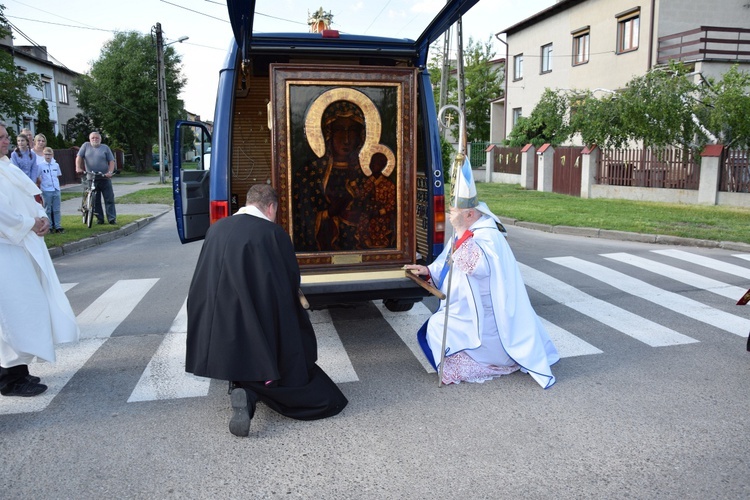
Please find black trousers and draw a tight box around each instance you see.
[238,364,347,421]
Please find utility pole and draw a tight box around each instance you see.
[456,16,466,148]
[439,26,451,139]
[438,0,451,139]
[155,23,170,184]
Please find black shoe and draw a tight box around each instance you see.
[56,228,65,233]
[25,374,41,384]
[229,388,255,437]
[0,379,47,397]
[108,220,116,225]
[96,219,105,225]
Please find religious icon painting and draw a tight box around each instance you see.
[269,64,417,270]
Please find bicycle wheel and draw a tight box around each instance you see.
[80,190,89,224]
[84,190,95,228]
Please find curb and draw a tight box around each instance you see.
[498,216,750,252]
[47,209,171,259]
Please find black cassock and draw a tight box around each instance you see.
[186,213,347,420]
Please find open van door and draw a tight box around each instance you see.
[173,120,212,243]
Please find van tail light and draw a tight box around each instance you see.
[433,194,445,244]
[210,200,229,224]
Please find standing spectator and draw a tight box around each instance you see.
[10,134,39,183]
[39,147,64,233]
[31,133,47,159]
[75,131,116,225]
[187,184,348,437]
[0,123,80,397]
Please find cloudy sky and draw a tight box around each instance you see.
[5,0,555,120]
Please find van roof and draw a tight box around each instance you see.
[226,0,481,67]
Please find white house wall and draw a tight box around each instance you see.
[657,0,750,37]
[504,0,654,141]
[502,0,749,143]
[16,56,59,136]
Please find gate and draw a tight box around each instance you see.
[552,147,583,196]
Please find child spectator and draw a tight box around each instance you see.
[39,147,64,233]
[10,134,39,182]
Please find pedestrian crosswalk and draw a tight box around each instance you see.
[2,249,749,415]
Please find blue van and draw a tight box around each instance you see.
[172,0,480,310]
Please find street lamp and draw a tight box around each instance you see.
[154,23,188,184]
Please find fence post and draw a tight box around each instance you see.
[484,144,495,183]
[580,145,599,199]
[698,144,723,205]
[537,143,554,192]
[520,144,535,189]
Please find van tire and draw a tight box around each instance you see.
[383,299,415,312]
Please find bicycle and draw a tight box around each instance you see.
[79,171,107,228]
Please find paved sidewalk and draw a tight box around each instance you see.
[51,175,172,259]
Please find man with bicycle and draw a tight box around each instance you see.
[76,131,117,225]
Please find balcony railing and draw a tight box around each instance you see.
[657,26,750,65]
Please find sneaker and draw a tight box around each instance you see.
[26,374,41,384]
[0,379,48,397]
[229,388,254,437]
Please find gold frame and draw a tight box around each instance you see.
[270,64,417,271]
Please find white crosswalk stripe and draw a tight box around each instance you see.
[652,249,750,279]
[548,256,750,336]
[4,249,749,414]
[519,262,697,346]
[309,309,359,383]
[377,300,436,373]
[129,299,210,402]
[602,252,747,300]
[0,278,158,414]
[77,279,159,338]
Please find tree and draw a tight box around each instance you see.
[463,36,503,142]
[702,65,750,148]
[65,112,97,147]
[76,31,185,172]
[506,88,570,147]
[35,98,65,147]
[427,35,503,143]
[0,4,42,126]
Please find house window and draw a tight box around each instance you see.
[43,81,52,101]
[512,108,522,126]
[572,30,590,65]
[616,9,640,54]
[57,83,69,104]
[541,44,553,74]
[513,54,523,80]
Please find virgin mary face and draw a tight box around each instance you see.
[330,117,363,162]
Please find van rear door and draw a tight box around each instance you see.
[173,120,212,243]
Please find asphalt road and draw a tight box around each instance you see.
[0,211,748,499]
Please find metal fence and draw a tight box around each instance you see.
[469,141,489,167]
[597,147,701,189]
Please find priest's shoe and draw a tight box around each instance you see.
[229,388,256,437]
[0,379,47,397]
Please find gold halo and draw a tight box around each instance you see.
[304,87,395,177]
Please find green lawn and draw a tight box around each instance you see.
[476,183,750,244]
[44,215,146,248]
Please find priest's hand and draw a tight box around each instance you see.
[404,264,429,277]
[32,217,50,236]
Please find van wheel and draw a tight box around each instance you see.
[383,299,414,312]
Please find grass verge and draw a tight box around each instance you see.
[45,215,146,249]
[477,183,750,244]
